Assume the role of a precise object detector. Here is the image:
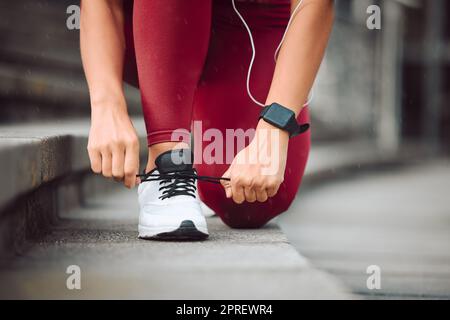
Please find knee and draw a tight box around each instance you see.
[220,211,271,229]
[218,189,298,229]
[198,175,300,229]
[218,200,284,229]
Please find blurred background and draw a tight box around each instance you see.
[1,0,449,151]
[0,0,449,299]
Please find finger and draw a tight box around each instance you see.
[267,184,280,198]
[101,150,113,178]
[244,187,257,203]
[88,148,102,174]
[256,188,269,203]
[221,168,232,198]
[223,182,232,198]
[124,144,139,188]
[232,184,245,204]
[112,146,125,181]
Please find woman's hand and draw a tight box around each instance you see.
[221,120,289,204]
[87,98,140,188]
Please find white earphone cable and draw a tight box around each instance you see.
[231,0,313,108]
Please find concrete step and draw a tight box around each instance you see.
[0,0,143,122]
[0,60,142,122]
[0,187,353,299]
[0,119,146,208]
[0,119,147,257]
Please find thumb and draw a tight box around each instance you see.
[221,167,232,199]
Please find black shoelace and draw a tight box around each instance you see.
[137,170,230,200]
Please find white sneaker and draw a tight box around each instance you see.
[138,149,209,241]
[200,200,216,217]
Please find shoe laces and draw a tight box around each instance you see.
[137,169,230,200]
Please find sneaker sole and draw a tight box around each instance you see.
[139,220,209,241]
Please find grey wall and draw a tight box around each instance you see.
[311,0,379,141]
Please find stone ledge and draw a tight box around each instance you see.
[0,119,146,258]
[0,119,147,212]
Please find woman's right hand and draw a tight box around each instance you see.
[87,98,140,188]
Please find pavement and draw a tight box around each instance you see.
[280,160,450,299]
[0,186,351,299]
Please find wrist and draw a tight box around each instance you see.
[256,119,290,144]
[90,99,129,123]
[90,89,127,111]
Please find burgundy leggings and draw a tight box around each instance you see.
[124,0,310,228]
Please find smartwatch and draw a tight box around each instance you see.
[259,103,310,138]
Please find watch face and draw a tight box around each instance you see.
[265,105,294,127]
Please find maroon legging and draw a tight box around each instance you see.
[124,0,310,229]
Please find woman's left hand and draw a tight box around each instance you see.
[221,120,289,204]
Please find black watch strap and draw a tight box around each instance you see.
[259,103,310,138]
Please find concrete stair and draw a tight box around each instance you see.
[0,118,147,258]
[0,0,142,123]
